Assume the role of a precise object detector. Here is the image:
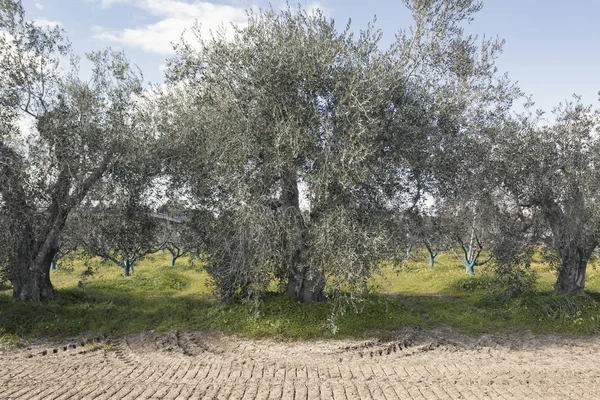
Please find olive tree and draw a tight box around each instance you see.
[164,0,513,304]
[380,0,520,277]
[156,220,186,267]
[75,198,158,277]
[438,199,493,275]
[166,6,399,303]
[154,200,190,266]
[490,97,600,294]
[403,211,447,268]
[0,0,145,300]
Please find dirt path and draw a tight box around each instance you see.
[1,329,599,399]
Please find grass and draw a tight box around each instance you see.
[2,249,600,345]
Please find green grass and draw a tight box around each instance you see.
[2,250,600,345]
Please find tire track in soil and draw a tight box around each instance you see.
[2,329,600,399]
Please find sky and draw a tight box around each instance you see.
[22,0,600,114]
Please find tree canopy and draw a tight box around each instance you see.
[162,1,515,304]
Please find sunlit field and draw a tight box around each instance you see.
[3,250,600,346]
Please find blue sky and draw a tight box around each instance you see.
[23,0,600,113]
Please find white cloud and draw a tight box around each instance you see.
[32,18,62,27]
[92,0,247,55]
[34,2,44,10]
[95,0,132,8]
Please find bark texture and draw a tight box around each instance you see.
[11,253,57,302]
[554,244,595,295]
[282,168,326,304]
[286,265,326,304]
[545,194,598,295]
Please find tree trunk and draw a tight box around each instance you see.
[123,260,132,277]
[465,261,475,276]
[286,265,325,304]
[425,243,437,268]
[281,168,326,303]
[554,244,595,295]
[1,141,109,303]
[404,246,412,262]
[11,248,57,302]
[168,248,180,266]
[428,252,437,268]
[9,220,58,302]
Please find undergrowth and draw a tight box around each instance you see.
[1,251,600,343]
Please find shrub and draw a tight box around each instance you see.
[450,275,493,292]
[484,261,537,303]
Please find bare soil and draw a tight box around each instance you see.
[1,328,600,399]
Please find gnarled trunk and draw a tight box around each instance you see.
[2,142,56,301]
[286,265,325,304]
[7,207,58,302]
[12,261,56,302]
[2,114,111,302]
[544,194,597,295]
[554,243,595,295]
[10,240,57,302]
[281,168,326,303]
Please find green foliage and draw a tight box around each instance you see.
[526,296,586,320]
[450,275,493,292]
[540,248,562,271]
[168,5,402,303]
[0,275,9,291]
[488,97,600,294]
[484,262,537,303]
[149,268,190,292]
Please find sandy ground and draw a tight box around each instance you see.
[1,328,600,399]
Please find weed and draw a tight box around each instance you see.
[449,276,492,292]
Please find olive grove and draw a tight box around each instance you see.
[2,0,599,304]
